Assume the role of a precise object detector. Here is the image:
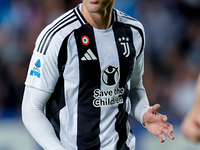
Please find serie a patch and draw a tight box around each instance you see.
[30,59,41,78]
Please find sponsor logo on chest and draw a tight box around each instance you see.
[93,87,124,107]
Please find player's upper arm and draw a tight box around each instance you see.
[25,24,64,93]
[130,24,145,89]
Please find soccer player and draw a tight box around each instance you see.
[22,0,174,149]
[181,73,200,143]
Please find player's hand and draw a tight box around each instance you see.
[181,113,200,142]
[142,104,175,143]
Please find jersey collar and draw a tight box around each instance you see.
[74,3,117,27]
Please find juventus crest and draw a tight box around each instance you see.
[118,37,130,57]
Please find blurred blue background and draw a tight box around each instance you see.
[0,0,200,149]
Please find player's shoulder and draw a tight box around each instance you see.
[34,5,83,54]
[114,9,144,31]
[38,8,77,38]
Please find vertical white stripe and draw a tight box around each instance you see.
[94,27,120,150]
[131,28,142,57]
[60,33,79,150]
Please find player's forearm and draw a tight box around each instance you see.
[129,86,149,124]
[22,108,66,150]
[22,86,66,150]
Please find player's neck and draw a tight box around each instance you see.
[81,4,113,29]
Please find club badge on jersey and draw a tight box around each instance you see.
[118,36,130,58]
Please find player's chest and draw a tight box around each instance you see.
[68,23,136,67]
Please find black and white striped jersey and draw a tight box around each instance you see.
[25,3,148,150]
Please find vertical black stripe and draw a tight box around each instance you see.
[113,22,136,150]
[130,25,145,59]
[45,36,68,139]
[116,102,129,150]
[46,77,65,139]
[75,25,101,150]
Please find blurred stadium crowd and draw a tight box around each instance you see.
[0,0,200,124]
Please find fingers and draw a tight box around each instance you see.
[166,123,174,136]
[153,124,167,143]
[145,104,175,142]
[149,104,167,123]
[158,133,166,143]
[163,124,175,140]
[155,113,168,123]
[159,122,175,142]
[158,131,174,143]
[151,104,161,112]
[150,104,168,123]
[162,115,167,122]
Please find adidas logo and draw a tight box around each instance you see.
[81,49,97,61]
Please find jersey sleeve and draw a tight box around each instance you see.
[22,86,67,150]
[25,25,61,93]
[129,50,149,124]
[129,22,150,124]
